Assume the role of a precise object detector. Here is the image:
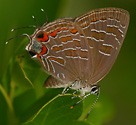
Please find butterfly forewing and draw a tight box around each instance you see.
[40,18,92,87]
[75,8,129,84]
[41,19,76,83]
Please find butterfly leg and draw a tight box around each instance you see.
[84,87,100,120]
[62,80,77,94]
[72,87,83,95]
[71,94,84,99]
[71,87,85,99]
[71,85,100,121]
[70,92,92,109]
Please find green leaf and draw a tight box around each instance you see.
[23,94,89,125]
[0,84,18,125]
[0,85,9,125]
[79,93,115,125]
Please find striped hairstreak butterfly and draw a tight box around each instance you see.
[7,8,129,120]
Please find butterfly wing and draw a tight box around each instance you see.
[40,18,92,87]
[75,8,129,84]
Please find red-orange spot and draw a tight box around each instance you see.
[37,33,49,42]
[66,36,72,41]
[60,37,67,42]
[81,22,89,28]
[52,47,60,51]
[70,29,78,34]
[48,57,64,65]
[74,40,80,47]
[62,28,68,31]
[40,44,48,55]
[91,18,98,22]
[56,28,61,32]
[48,32,57,37]
[84,118,87,121]
[70,106,74,109]
[65,50,77,56]
[100,17,107,20]
[59,46,63,50]
[80,33,84,36]
[100,46,112,54]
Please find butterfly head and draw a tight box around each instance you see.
[26,30,48,58]
[90,85,100,95]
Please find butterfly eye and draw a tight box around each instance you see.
[91,86,97,92]
[91,85,99,94]
[28,51,36,57]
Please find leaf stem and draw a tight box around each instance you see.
[18,62,34,88]
[24,93,71,123]
[0,84,13,112]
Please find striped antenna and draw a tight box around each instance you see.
[41,8,49,23]
[32,15,40,29]
[11,25,36,32]
[6,34,31,44]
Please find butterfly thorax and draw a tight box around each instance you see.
[71,78,98,93]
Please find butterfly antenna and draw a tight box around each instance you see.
[6,34,31,44]
[32,15,40,29]
[41,8,49,23]
[84,88,100,121]
[11,25,36,32]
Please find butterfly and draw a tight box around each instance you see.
[8,8,129,120]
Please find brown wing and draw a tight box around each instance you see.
[41,18,92,87]
[75,8,129,84]
[43,76,65,88]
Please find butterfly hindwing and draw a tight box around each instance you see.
[75,8,129,84]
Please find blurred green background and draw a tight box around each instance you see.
[0,0,136,125]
